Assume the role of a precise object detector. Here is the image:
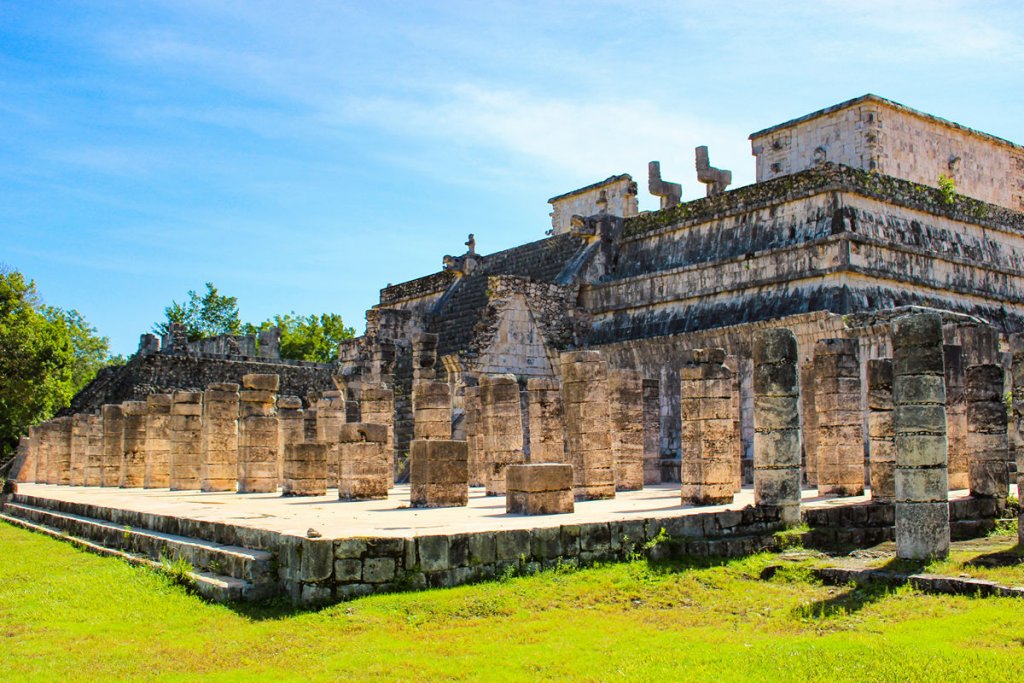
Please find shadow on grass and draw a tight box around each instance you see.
[964,544,1024,570]
[795,582,892,619]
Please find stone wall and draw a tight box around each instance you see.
[548,174,638,235]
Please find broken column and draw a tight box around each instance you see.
[277,396,304,481]
[506,463,575,515]
[316,390,346,487]
[21,427,40,483]
[560,351,615,500]
[893,312,950,560]
[100,404,124,487]
[338,423,390,500]
[680,348,739,505]
[201,383,239,492]
[867,359,896,502]
[609,369,644,491]
[238,374,279,493]
[412,332,439,382]
[944,345,970,489]
[70,413,90,486]
[119,401,147,488]
[753,328,802,525]
[412,380,452,441]
[281,443,328,496]
[814,338,864,496]
[479,374,526,495]
[642,378,661,485]
[526,378,564,464]
[144,394,172,488]
[51,417,72,485]
[360,383,395,485]
[965,364,1008,498]
[464,384,485,485]
[410,439,469,507]
[169,391,203,491]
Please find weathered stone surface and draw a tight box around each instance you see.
[201,384,238,492]
[680,349,739,506]
[608,369,644,491]
[526,378,564,465]
[965,362,1008,498]
[316,390,345,485]
[642,378,661,485]
[479,374,525,495]
[560,351,615,500]
[505,463,574,515]
[753,328,801,525]
[238,382,279,493]
[119,401,147,488]
[409,439,469,507]
[814,338,864,496]
[281,443,328,496]
[169,391,203,490]
[867,359,895,502]
[338,423,390,500]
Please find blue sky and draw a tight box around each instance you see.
[2,1,1023,356]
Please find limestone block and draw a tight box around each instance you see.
[814,338,863,497]
[609,369,644,491]
[479,374,525,496]
[680,349,740,506]
[338,423,390,500]
[316,390,345,485]
[359,383,395,486]
[281,443,328,496]
[965,363,1008,498]
[120,401,148,488]
[169,391,203,491]
[84,414,103,487]
[410,439,469,508]
[100,404,124,487]
[752,328,801,525]
[506,463,574,515]
[867,359,896,502]
[527,378,565,465]
[143,394,173,489]
[201,384,238,492]
[70,413,90,486]
[943,345,969,489]
[642,378,661,485]
[242,373,280,392]
[559,351,615,501]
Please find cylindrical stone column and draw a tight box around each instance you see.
[867,359,895,502]
[680,348,739,505]
[281,442,328,496]
[893,312,950,560]
[70,413,90,486]
[753,328,802,526]
[169,391,203,491]
[965,364,1008,498]
[238,374,279,493]
[277,395,304,482]
[642,378,661,485]
[360,383,395,486]
[201,383,239,492]
[560,351,615,500]
[527,378,565,464]
[144,394,173,488]
[464,385,485,485]
[609,369,644,491]
[119,401,147,488]
[84,414,103,487]
[316,390,346,487]
[944,345,969,489]
[100,404,124,487]
[413,381,452,441]
[479,374,526,496]
[338,423,390,500]
[814,338,864,496]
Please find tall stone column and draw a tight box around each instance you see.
[800,362,819,487]
[338,423,390,499]
[238,374,280,493]
[893,312,950,560]
[464,385,485,485]
[120,401,148,488]
[169,391,203,491]
[281,443,328,496]
[34,422,51,484]
[680,348,739,505]
[1011,334,1024,546]
[51,417,73,485]
[943,345,969,489]
[527,378,564,464]
[965,364,1008,498]
[609,369,644,491]
[753,328,802,526]
[201,383,239,492]
[412,380,452,441]
[100,405,124,487]
[22,426,40,483]
[84,414,103,487]
[277,396,304,482]
[479,374,525,496]
[144,394,172,488]
[360,383,395,485]
[70,413,90,486]
[642,378,661,485]
[725,355,743,492]
[867,359,896,502]
[560,351,615,500]
[316,390,346,487]
[814,338,864,496]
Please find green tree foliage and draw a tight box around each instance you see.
[45,307,114,395]
[246,313,355,363]
[153,282,241,341]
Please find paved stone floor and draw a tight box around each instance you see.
[15,482,976,540]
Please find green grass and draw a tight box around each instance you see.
[1,522,1022,681]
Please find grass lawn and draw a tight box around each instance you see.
[1,521,1021,682]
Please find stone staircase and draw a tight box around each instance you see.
[0,495,277,603]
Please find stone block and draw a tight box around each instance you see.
[242,373,280,391]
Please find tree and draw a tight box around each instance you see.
[154,282,241,341]
[44,307,113,395]
[246,313,355,363]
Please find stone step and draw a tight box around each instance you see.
[0,502,275,597]
[0,511,254,603]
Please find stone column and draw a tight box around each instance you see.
[560,351,615,500]
[119,401,147,488]
[680,348,739,505]
[753,328,802,526]
[725,355,743,492]
[100,405,124,487]
[360,383,395,485]
[23,426,40,483]
[814,338,864,496]
[410,439,469,507]
[867,359,895,502]
[70,413,90,486]
[642,378,661,485]
[10,435,31,484]
[50,417,72,485]
[800,362,819,488]
[965,364,1008,498]
[201,383,239,492]
[316,390,346,487]
[144,394,172,488]
[338,423,390,499]
[412,332,439,382]
[479,374,525,496]
[277,396,304,482]
[413,380,452,441]
[893,312,950,560]
[84,414,103,487]
[169,391,203,491]
[609,369,644,491]
[281,443,328,496]
[1011,334,1024,546]
[944,345,969,489]
[464,385,485,485]
[527,378,564,464]
[238,374,279,493]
